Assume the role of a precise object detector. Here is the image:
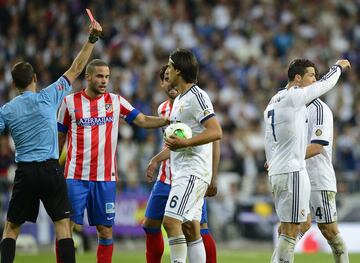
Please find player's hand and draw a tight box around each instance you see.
[146,159,158,183]
[205,179,218,197]
[264,161,269,171]
[89,20,102,37]
[336,59,351,71]
[164,135,188,151]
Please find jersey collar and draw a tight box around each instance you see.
[179,84,196,99]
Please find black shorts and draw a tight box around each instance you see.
[7,159,72,224]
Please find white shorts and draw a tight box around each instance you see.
[269,170,310,223]
[164,174,208,222]
[310,190,337,223]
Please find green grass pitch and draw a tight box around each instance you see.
[15,250,360,262]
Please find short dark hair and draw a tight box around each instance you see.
[85,59,109,75]
[159,65,168,81]
[11,62,34,89]
[169,48,198,83]
[287,59,317,81]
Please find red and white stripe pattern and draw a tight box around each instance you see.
[156,100,172,185]
[58,90,136,181]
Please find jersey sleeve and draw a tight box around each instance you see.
[40,76,72,107]
[192,89,215,124]
[157,103,163,117]
[289,65,341,109]
[57,98,71,134]
[118,95,140,124]
[308,102,331,146]
[0,109,5,134]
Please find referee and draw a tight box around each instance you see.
[0,20,102,263]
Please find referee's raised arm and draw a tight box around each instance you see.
[63,20,103,84]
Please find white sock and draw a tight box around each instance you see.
[328,234,349,263]
[168,235,187,263]
[187,238,206,263]
[276,234,296,263]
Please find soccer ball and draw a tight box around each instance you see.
[164,122,192,152]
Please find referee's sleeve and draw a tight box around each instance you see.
[0,110,5,133]
[40,76,72,107]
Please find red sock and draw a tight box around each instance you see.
[201,230,217,263]
[97,239,113,263]
[55,240,64,263]
[144,229,164,263]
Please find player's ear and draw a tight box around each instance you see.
[85,73,91,81]
[294,74,302,83]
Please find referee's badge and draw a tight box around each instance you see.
[315,129,322,136]
[105,103,113,113]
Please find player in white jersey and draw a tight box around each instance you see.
[158,49,221,263]
[57,59,168,263]
[143,65,218,263]
[264,58,351,263]
[298,98,349,262]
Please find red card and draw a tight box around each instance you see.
[86,8,95,22]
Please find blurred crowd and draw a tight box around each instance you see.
[1,0,360,239]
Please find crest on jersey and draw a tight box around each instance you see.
[179,105,184,113]
[315,129,322,136]
[203,110,210,116]
[105,103,113,113]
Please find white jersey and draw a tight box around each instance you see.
[169,85,215,184]
[306,99,336,192]
[264,65,342,176]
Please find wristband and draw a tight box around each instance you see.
[335,64,342,73]
[88,34,99,44]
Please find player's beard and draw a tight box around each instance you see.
[90,83,107,95]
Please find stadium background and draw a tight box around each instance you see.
[0,0,359,262]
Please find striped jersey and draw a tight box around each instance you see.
[57,90,140,181]
[264,65,342,176]
[306,99,336,191]
[156,100,173,185]
[169,85,215,185]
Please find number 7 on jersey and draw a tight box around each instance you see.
[267,109,277,141]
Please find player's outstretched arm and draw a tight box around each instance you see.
[133,113,169,128]
[63,20,103,84]
[301,59,351,105]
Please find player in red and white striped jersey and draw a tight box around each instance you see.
[57,59,168,263]
[155,98,173,185]
[58,91,134,182]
